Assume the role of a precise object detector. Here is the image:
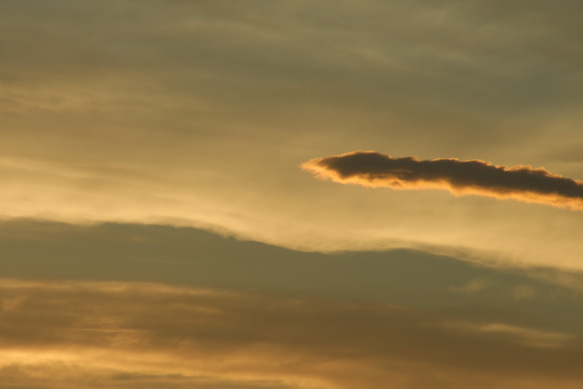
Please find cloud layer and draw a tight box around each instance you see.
[0,279,582,389]
[302,151,583,210]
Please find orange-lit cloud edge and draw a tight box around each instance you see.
[302,151,583,211]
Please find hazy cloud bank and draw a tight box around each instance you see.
[0,279,582,389]
[303,151,583,210]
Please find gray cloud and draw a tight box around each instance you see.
[302,151,583,210]
[3,219,583,333]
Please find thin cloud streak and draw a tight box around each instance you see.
[302,151,583,210]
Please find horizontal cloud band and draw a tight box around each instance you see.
[302,151,583,210]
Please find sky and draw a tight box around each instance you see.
[1,0,583,388]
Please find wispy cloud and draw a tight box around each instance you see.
[302,151,583,210]
[0,279,581,389]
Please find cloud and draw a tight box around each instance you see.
[449,279,490,294]
[302,151,583,210]
[0,279,583,389]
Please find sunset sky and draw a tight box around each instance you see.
[1,1,583,388]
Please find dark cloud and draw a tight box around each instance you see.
[302,151,583,210]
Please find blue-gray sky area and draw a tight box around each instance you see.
[1,1,582,388]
